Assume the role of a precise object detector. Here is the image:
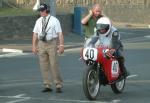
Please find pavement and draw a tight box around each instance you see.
[0,33,84,53]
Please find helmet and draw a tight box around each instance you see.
[96,17,111,36]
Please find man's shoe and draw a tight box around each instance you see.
[56,87,62,93]
[56,84,63,93]
[42,88,53,92]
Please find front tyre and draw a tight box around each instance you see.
[111,77,126,94]
[83,65,99,100]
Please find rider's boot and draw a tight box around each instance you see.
[118,57,130,77]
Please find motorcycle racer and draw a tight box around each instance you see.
[84,17,129,77]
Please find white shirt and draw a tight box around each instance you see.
[33,15,62,41]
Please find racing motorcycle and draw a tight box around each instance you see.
[81,47,126,100]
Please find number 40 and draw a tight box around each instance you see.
[85,49,94,59]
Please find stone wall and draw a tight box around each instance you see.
[0,14,73,39]
[0,6,149,39]
[0,15,36,39]
[104,5,150,24]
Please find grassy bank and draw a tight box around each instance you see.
[0,8,38,16]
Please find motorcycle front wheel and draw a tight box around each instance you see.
[83,65,100,100]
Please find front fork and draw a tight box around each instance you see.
[86,61,100,84]
[85,61,108,85]
[97,63,108,85]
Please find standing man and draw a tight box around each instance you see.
[81,4,103,39]
[32,3,64,93]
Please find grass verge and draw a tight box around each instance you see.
[0,8,38,16]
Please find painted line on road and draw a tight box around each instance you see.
[39,98,118,103]
[120,32,136,35]
[0,94,26,98]
[0,52,31,58]
[0,94,120,103]
[0,81,82,87]
[2,79,150,86]
[3,79,150,88]
[40,98,120,103]
[6,98,30,103]
[0,94,30,103]
[144,35,150,38]
[2,48,23,53]
[127,74,138,79]
[13,94,26,98]
[65,48,81,53]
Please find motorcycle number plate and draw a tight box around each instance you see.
[111,60,119,77]
[83,48,98,61]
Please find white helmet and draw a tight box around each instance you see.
[96,17,111,36]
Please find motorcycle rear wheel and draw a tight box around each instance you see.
[83,65,100,100]
[111,77,126,94]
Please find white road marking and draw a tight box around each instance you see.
[13,94,26,98]
[41,98,117,103]
[0,52,31,58]
[0,94,120,103]
[127,74,138,79]
[111,100,121,103]
[6,98,30,103]
[2,48,23,53]
[144,35,150,38]
[65,48,81,53]
[2,79,150,89]
[120,32,136,35]
[0,94,30,103]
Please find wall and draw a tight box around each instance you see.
[0,6,149,39]
[104,5,150,24]
[0,14,73,39]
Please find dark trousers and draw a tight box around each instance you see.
[117,56,128,76]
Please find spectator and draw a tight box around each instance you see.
[32,3,64,93]
[81,4,103,39]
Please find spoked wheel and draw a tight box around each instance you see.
[111,77,126,94]
[83,65,100,100]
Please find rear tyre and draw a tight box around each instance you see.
[111,77,126,94]
[83,65,100,100]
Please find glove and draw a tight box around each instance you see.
[104,49,115,58]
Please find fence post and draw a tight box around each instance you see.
[45,0,56,16]
[0,0,2,8]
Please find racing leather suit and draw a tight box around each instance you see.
[84,26,128,77]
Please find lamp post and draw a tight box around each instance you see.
[45,0,56,16]
[33,0,40,11]
[0,0,2,8]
